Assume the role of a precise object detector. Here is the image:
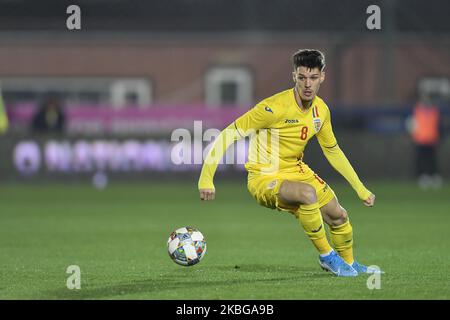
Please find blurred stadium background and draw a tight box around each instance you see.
[0,0,449,183]
[0,0,449,299]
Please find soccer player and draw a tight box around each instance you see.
[198,49,381,276]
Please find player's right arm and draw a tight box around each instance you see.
[198,103,277,201]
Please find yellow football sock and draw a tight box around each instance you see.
[330,220,354,264]
[297,202,332,254]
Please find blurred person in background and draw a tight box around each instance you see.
[0,94,8,134]
[31,96,66,134]
[408,92,443,189]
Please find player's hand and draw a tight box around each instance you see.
[199,189,215,201]
[363,193,376,207]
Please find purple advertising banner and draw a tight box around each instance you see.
[7,103,250,135]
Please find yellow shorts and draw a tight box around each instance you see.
[247,165,335,216]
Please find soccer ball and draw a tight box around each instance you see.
[167,227,207,266]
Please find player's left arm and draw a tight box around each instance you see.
[316,106,374,207]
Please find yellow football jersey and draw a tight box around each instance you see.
[199,88,371,201]
[233,89,335,174]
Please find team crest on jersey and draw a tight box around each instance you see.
[313,118,322,132]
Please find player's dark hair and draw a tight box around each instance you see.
[292,49,325,71]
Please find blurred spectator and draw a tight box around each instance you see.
[0,94,8,134]
[408,93,443,189]
[31,97,66,134]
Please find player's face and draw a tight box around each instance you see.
[292,67,325,102]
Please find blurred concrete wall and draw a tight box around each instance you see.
[0,36,448,106]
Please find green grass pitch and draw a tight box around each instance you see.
[0,180,449,299]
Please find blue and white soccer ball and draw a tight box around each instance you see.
[167,227,207,266]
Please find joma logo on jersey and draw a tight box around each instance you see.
[285,119,299,124]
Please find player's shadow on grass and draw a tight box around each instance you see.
[46,264,330,299]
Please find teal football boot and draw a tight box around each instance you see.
[319,251,358,277]
[351,261,385,274]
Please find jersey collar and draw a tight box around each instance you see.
[292,88,316,114]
